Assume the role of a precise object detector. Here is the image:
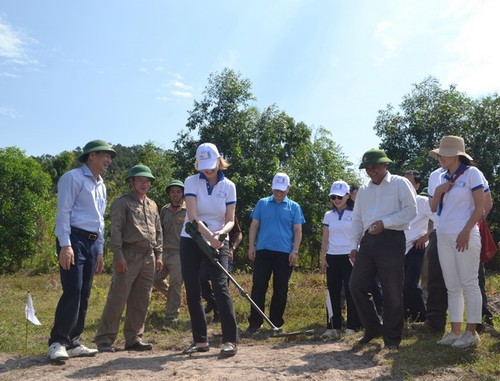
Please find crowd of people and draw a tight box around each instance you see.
[47,136,495,362]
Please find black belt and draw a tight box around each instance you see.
[71,226,98,241]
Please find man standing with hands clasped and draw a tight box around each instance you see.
[94,164,163,353]
[245,172,305,335]
[349,149,416,349]
[49,139,116,361]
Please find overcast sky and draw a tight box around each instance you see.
[1,0,499,166]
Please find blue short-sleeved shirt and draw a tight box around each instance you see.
[251,195,305,253]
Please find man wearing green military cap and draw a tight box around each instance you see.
[154,179,187,325]
[49,139,116,361]
[349,148,416,350]
[358,148,393,169]
[94,164,163,353]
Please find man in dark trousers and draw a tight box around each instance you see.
[245,172,305,334]
[49,140,116,361]
[349,149,416,349]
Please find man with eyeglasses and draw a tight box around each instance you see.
[349,149,416,350]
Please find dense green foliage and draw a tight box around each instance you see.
[0,147,54,273]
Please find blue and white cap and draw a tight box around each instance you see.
[329,180,349,197]
[196,143,221,170]
[272,172,290,191]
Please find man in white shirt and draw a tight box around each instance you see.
[349,149,417,349]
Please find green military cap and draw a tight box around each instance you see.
[78,139,116,163]
[359,148,393,169]
[165,179,184,192]
[125,164,155,180]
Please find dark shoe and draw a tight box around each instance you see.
[220,342,237,357]
[385,343,399,350]
[244,325,260,335]
[125,341,153,351]
[165,316,179,324]
[204,304,214,314]
[97,343,115,353]
[182,343,210,355]
[212,312,220,323]
[357,334,381,345]
[411,321,440,333]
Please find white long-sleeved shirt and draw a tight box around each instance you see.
[350,171,417,251]
[404,194,435,254]
[55,164,107,254]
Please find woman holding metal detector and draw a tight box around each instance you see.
[179,143,238,357]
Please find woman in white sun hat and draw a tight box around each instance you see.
[428,135,485,349]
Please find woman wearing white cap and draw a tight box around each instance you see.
[428,136,484,348]
[179,143,238,356]
[320,180,361,339]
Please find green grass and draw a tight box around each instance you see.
[1,270,499,380]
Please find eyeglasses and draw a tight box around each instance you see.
[330,195,345,200]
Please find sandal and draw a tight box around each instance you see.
[220,342,237,357]
[182,343,210,355]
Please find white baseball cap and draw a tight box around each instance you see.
[272,172,290,191]
[196,143,221,170]
[329,180,349,197]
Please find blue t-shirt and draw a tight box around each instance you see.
[251,195,305,253]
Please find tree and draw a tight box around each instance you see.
[0,148,55,273]
[374,76,500,244]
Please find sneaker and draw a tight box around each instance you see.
[437,331,461,346]
[344,329,357,336]
[320,329,339,340]
[67,345,98,358]
[48,342,69,361]
[451,331,480,349]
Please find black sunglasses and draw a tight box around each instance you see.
[330,195,345,200]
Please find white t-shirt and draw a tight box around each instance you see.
[180,172,236,238]
[404,194,434,254]
[323,208,353,255]
[429,166,484,235]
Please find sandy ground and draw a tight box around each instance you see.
[0,339,469,381]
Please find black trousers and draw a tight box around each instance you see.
[50,232,97,348]
[404,245,427,322]
[180,237,238,344]
[424,231,448,331]
[325,255,361,330]
[350,229,405,346]
[248,250,293,328]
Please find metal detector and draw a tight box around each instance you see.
[185,220,314,338]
